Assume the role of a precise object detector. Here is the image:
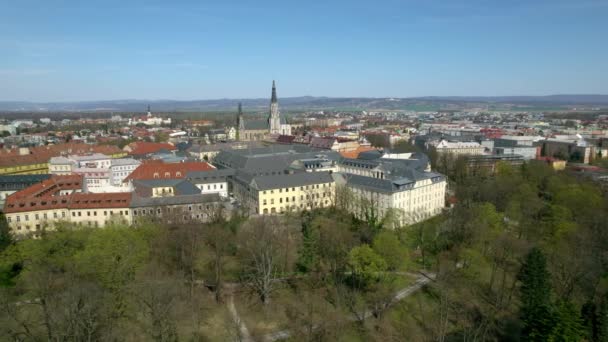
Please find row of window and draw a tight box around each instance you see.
[260,200,331,214]
[201,183,224,191]
[262,192,330,206]
[262,183,330,195]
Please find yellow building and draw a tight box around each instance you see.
[232,171,335,215]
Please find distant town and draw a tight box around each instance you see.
[1,81,607,236]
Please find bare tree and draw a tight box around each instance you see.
[132,277,180,342]
[204,219,234,303]
[238,216,299,305]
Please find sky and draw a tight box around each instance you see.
[0,0,607,101]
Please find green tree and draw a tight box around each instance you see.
[0,213,12,253]
[548,300,584,341]
[598,294,608,341]
[372,231,407,271]
[581,301,598,342]
[347,244,387,288]
[518,248,554,341]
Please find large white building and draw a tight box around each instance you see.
[110,158,141,186]
[335,152,446,226]
[214,145,447,225]
[128,106,172,126]
[49,153,139,192]
[428,138,486,156]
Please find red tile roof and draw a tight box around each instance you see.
[124,161,215,182]
[3,174,131,213]
[69,192,131,209]
[339,146,377,159]
[8,175,83,200]
[124,142,176,156]
[0,143,123,168]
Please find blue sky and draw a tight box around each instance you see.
[0,0,607,101]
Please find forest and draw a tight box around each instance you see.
[0,159,607,341]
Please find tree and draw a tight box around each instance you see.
[75,226,150,318]
[372,231,408,271]
[518,248,554,341]
[0,213,12,253]
[598,294,608,342]
[347,244,387,288]
[204,220,234,303]
[132,277,180,342]
[238,217,298,305]
[581,301,599,342]
[548,300,584,341]
[298,214,356,281]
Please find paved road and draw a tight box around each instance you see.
[263,272,435,342]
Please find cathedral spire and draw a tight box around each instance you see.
[271,80,277,103]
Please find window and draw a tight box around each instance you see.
[25,215,29,221]
[87,212,91,216]
[78,212,82,217]
[72,212,76,217]
[35,214,39,220]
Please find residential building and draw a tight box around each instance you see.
[3,174,227,236]
[187,169,233,197]
[428,138,486,156]
[124,161,215,182]
[232,170,335,215]
[0,143,125,175]
[334,153,446,225]
[0,174,52,208]
[123,142,177,158]
[110,158,141,186]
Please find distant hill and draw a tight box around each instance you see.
[1,94,607,112]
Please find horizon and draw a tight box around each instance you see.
[3,93,608,104]
[1,0,607,101]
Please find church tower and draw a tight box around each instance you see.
[236,102,244,141]
[268,80,281,134]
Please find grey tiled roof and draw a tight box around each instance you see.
[189,142,263,153]
[243,120,269,130]
[132,179,202,196]
[250,171,334,191]
[174,180,203,196]
[340,172,445,194]
[213,145,340,174]
[0,174,51,191]
[186,169,235,184]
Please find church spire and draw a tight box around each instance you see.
[271,80,277,103]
